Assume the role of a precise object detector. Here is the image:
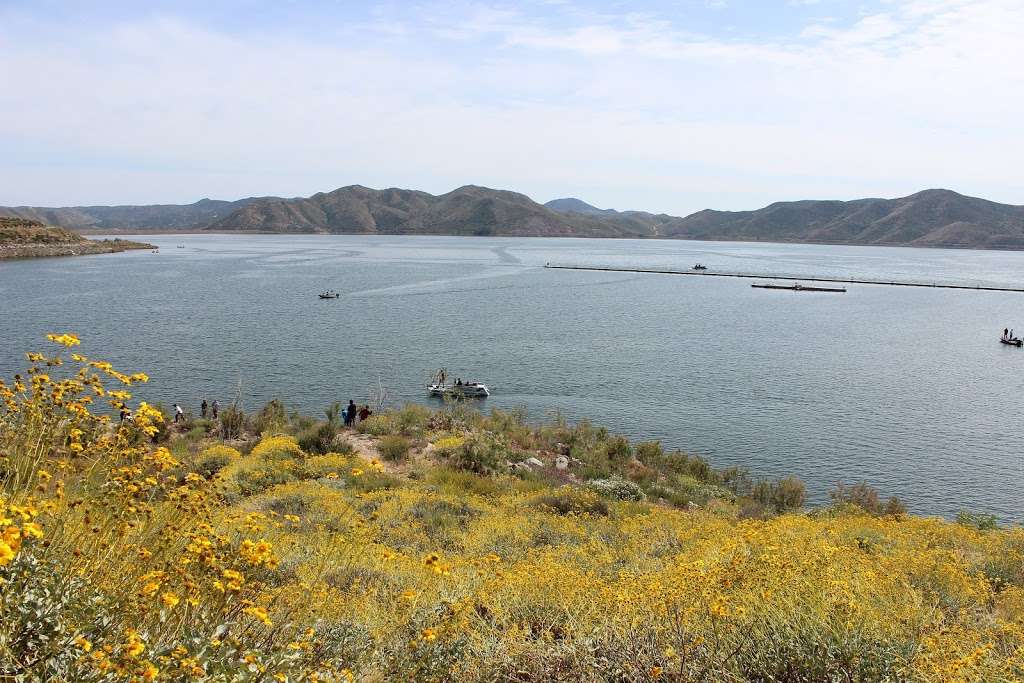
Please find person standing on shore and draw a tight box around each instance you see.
[358,405,372,422]
[173,403,184,423]
[212,400,220,419]
[201,399,208,418]
[346,400,357,427]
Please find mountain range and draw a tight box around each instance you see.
[3,186,1024,249]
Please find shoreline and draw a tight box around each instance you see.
[72,228,1024,253]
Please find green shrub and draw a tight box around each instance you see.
[220,404,247,440]
[530,487,610,517]
[379,435,411,462]
[297,421,339,455]
[831,481,902,516]
[587,476,646,502]
[251,399,288,434]
[357,415,394,436]
[753,476,807,513]
[392,404,432,436]
[446,432,510,475]
[192,444,241,479]
[234,466,295,496]
[427,467,503,497]
[957,510,999,531]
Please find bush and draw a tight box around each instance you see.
[379,435,411,462]
[753,476,807,513]
[392,404,432,436]
[587,476,646,502]
[446,432,510,475]
[357,415,394,436]
[957,510,999,531]
[297,421,339,456]
[530,487,610,516]
[220,404,247,440]
[251,399,288,434]
[831,481,902,516]
[234,466,295,496]
[193,444,241,479]
[251,435,304,461]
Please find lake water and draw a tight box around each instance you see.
[1,234,1022,521]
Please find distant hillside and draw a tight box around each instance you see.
[4,187,1024,249]
[0,198,263,230]
[659,189,1024,249]
[211,185,656,238]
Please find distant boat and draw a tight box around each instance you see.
[1000,337,1022,347]
[692,263,708,270]
[176,245,185,249]
[752,282,846,293]
[318,291,340,299]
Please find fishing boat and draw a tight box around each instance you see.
[1000,337,1022,347]
[428,382,490,398]
[752,282,846,293]
[428,369,489,398]
[692,263,707,270]
[318,291,340,299]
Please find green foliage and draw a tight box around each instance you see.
[234,466,295,496]
[379,435,411,462]
[753,476,807,513]
[426,467,504,498]
[445,432,511,475]
[530,487,611,517]
[357,415,394,436]
[219,404,247,440]
[587,476,646,502]
[297,421,340,456]
[957,510,999,531]
[832,481,905,516]
[251,399,288,435]
[0,551,117,682]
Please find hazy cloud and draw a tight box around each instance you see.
[1,0,1022,214]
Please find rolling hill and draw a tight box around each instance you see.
[4,187,1024,249]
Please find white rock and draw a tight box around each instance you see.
[525,457,544,468]
[555,455,569,471]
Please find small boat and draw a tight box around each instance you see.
[692,263,707,270]
[318,291,340,299]
[1000,337,1022,347]
[176,245,185,249]
[752,282,846,293]
[429,382,490,398]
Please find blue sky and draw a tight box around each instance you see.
[2,0,1022,214]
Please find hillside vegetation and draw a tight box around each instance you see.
[1,335,1021,681]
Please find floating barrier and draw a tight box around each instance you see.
[543,264,1024,293]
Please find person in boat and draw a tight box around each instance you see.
[358,405,372,421]
[1004,328,1009,340]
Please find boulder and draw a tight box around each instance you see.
[555,455,569,471]
[525,457,544,468]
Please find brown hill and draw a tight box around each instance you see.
[657,189,1024,249]
[211,185,655,237]
[0,198,262,230]
[0,217,153,258]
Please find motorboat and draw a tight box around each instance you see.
[318,291,340,299]
[692,263,707,270]
[1000,336,1022,347]
[429,382,490,398]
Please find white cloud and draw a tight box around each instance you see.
[0,0,1022,213]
